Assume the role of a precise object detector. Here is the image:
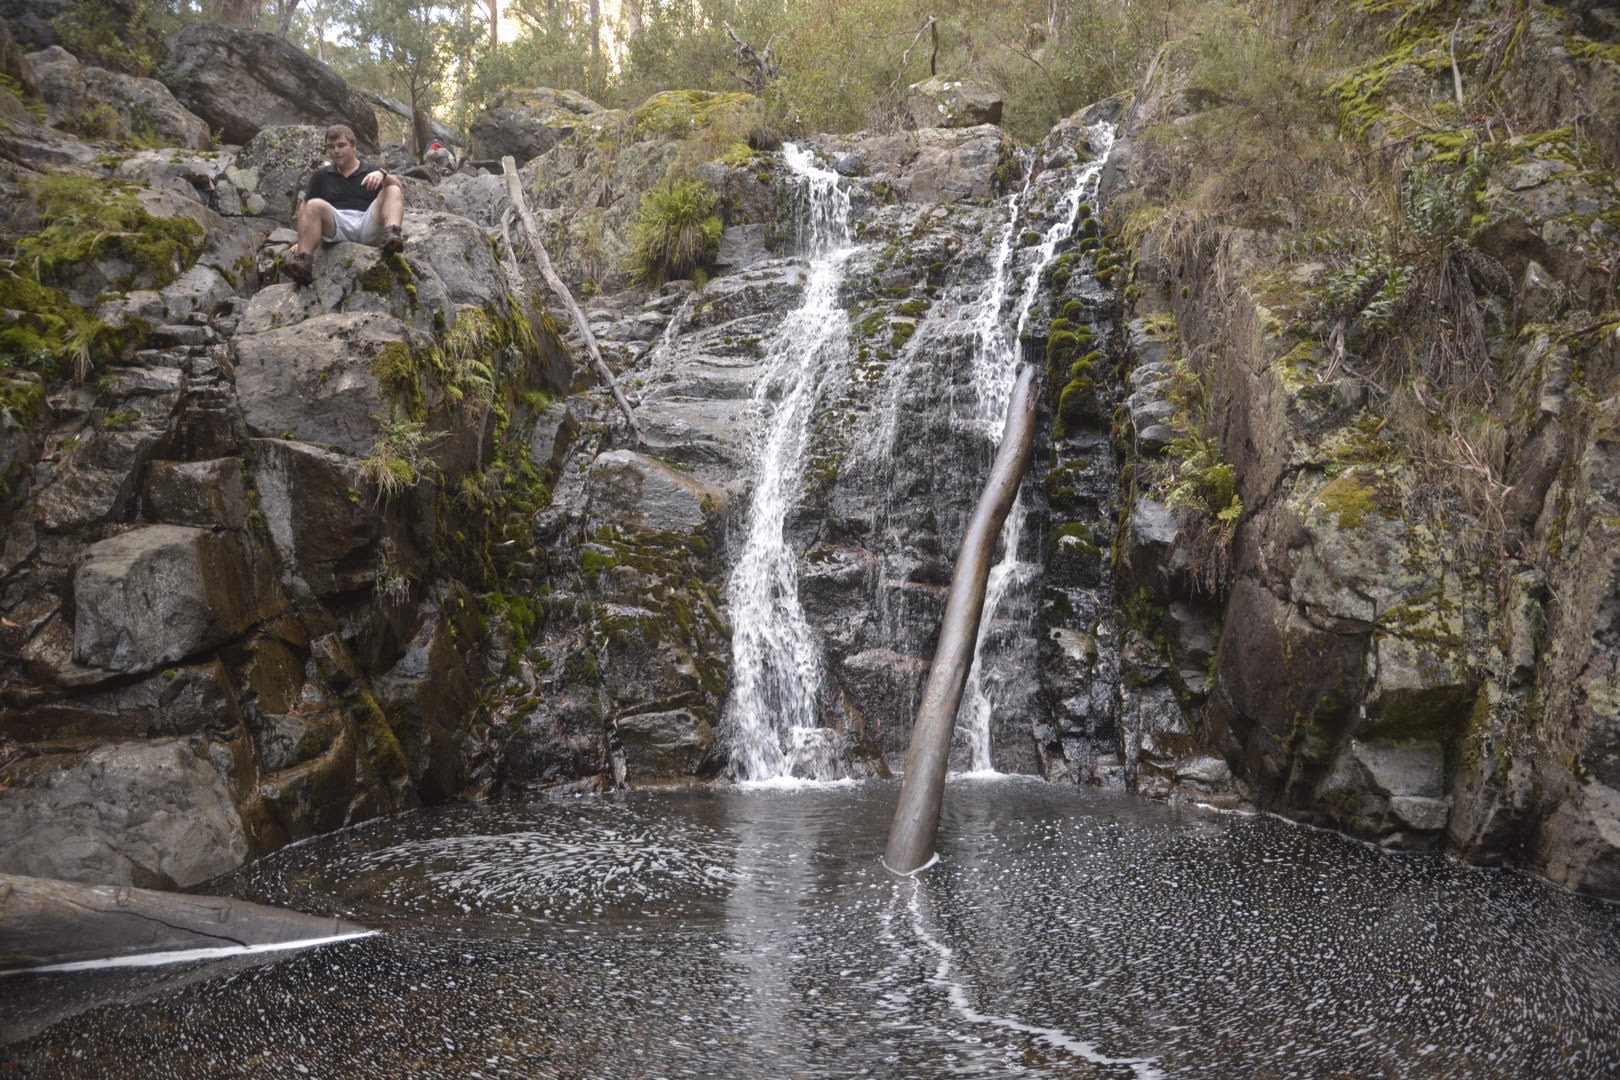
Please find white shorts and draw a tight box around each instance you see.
[324,204,387,245]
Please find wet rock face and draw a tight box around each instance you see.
[503,116,1116,784]
[0,739,250,890]
[73,525,279,675]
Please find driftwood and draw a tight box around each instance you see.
[724,23,778,96]
[500,155,644,445]
[884,363,1040,874]
[0,872,368,970]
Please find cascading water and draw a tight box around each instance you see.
[724,144,855,782]
[958,124,1117,771]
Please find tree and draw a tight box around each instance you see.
[347,0,482,154]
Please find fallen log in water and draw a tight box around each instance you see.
[884,364,1041,875]
[0,873,368,971]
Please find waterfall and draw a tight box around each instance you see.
[725,144,855,782]
[958,124,1118,772]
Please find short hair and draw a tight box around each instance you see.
[324,123,357,146]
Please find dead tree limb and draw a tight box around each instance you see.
[884,363,1040,875]
[724,23,777,96]
[886,15,939,98]
[501,155,643,445]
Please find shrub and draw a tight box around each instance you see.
[626,178,722,286]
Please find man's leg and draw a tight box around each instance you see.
[295,198,336,255]
[286,198,334,285]
[364,185,405,254]
[376,184,403,229]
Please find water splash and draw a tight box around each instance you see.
[725,144,855,781]
[959,124,1118,771]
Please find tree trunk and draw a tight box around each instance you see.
[883,363,1040,875]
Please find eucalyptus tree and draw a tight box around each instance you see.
[344,0,483,152]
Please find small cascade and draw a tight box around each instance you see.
[957,125,1118,772]
[725,144,856,782]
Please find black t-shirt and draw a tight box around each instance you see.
[304,161,380,211]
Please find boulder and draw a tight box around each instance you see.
[616,709,715,778]
[25,45,209,148]
[1314,738,1449,841]
[233,311,419,455]
[143,457,249,529]
[248,438,377,595]
[73,525,275,675]
[905,77,1004,129]
[433,169,510,228]
[0,738,250,889]
[586,449,728,542]
[227,124,330,223]
[1538,780,1620,896]
[157,23,377,150]
[850,125,1013,204]
[467,86,604,165]
[113,147,236,206]
[2,0,64,50]
[398,210,506,306]
[237,238,453,337]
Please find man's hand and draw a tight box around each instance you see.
[362,169,385,191]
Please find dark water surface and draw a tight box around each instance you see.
[4,777,1619,1078]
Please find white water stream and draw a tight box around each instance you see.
[958,124,1117,771]
[725,144,854,782]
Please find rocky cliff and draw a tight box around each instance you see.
[0,22,578,888]
[4,2,1619,904]
[1098,1,1620,896]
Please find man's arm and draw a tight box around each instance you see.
[362,169,402,191]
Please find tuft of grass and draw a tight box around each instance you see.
[359,417,439,504]
[626,178,722,287]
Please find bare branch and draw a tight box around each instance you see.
[886,15,939,98]
[501,157,644,445]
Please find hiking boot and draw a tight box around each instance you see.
[380,225,404,255]
[283,250,313,286]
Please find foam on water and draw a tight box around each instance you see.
[7,781,1619,1076]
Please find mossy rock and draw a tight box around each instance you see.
[630,89,765,145]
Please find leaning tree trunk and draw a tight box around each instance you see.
[884,363,1040,874]
[500,156,644,444]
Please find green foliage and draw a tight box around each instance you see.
[627,178,722,286]
[361,416,438,503]
[1401,154,1488,247]
[458,0,1172,140]
[0,175,193,381]
[345,0,484,133]
[52,0,171,75]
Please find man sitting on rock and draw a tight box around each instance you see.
[283,123,404,285]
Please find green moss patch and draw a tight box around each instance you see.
[14,175,204,290]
